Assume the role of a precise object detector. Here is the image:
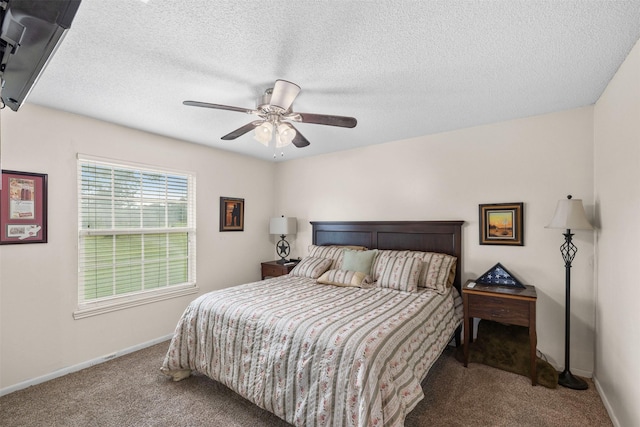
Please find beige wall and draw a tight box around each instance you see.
[0,104,276,390]
[594,38,640,426]
[276,107,596,375]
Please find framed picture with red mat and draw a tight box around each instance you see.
[0,170,48,244]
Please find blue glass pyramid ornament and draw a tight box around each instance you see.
[476,263,525,288]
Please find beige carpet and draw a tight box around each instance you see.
[0,341,612,426]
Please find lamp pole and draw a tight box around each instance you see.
[557,229,588,390]
[547,194,592,390]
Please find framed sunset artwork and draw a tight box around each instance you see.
[479,202,524,246]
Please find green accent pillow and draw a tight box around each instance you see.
[341,249,378,274]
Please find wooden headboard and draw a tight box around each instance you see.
[311,221,464,293]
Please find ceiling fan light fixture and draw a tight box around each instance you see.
[254,122,273,146]
[276,123,296,147]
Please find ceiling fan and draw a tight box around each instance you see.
[183,80,357,149]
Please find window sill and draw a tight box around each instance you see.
[73,284,198,319]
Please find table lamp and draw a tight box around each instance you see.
[269,216,297,264]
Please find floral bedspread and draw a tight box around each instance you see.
[161,275,462,427]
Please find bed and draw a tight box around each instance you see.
[161,220,464,426]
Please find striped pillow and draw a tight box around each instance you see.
[376,256,422,292]
[289,257,333,279]
[419,253,457,294]
[317,269,373,288]
[372,250,457,294]
[371,250,422,280]
[308,244,341,259]
[308,245,343,269]
[307,245,367,270]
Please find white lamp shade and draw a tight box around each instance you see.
[546,197,593,230]
[270,217,297,235]
[269,80,301,111]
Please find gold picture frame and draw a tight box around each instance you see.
[479,202,523,246]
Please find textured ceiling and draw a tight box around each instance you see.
[25,0,640,162]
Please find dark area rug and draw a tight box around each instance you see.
[455,319,559,388]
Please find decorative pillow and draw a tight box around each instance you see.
[376,256,422,292]
[317,269,374,288]
[335,245,368,251]
[419,253,457,294]
[308,244,342,260]
[371,250,422,279]
[308,245,367,270]
[341,249,378,274]
[289,257,333,279]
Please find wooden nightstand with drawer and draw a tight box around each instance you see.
[462,279,538,385]
[261,260,298,280]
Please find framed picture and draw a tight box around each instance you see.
[479,202,523,246]
[0,170,48,244]
[220,197,244,231]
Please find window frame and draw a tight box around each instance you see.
[74,154,197,319]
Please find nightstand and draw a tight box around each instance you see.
[261,260,298,279]
[462,279,538,385]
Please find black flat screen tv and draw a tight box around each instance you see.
[0,0,81,111]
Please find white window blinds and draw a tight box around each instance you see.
[76,155,196,316]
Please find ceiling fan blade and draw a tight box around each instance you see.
[288,112,357,128]
[221,120,264,140]
[183,100,255,114]
[269,80,301,111]
[288,124,310,148]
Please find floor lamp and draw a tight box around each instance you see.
[546,195,593,390]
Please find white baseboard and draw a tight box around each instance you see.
[546,361,593,379]
[571,367,593,378]
[0,334,173,397]
[593,376,620,427]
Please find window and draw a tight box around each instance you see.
[75,155,196,319]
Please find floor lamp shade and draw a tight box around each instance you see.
[270,217,297,263]
[546,195,592,390]
[546,197,593,231]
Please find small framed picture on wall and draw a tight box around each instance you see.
[220,197,244,231]
[479,202,524,246]
[0,170,48,244]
